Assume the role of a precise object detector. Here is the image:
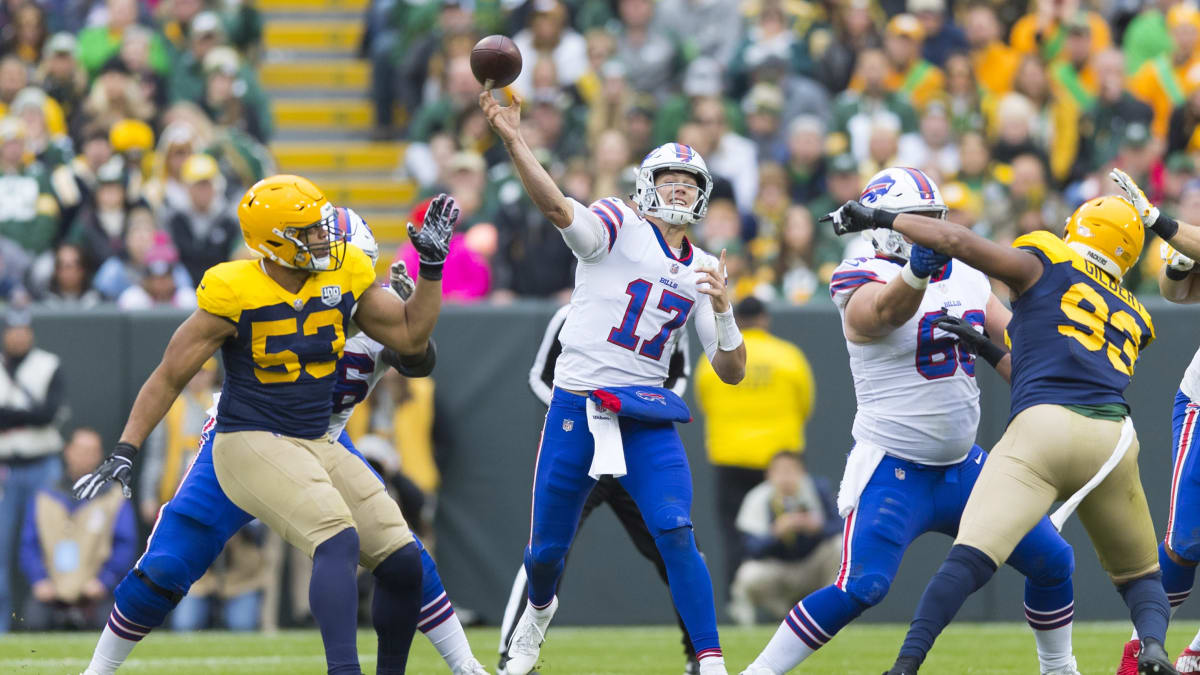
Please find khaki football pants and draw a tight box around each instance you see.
[956,404,1159,583]
[212,430,412,570]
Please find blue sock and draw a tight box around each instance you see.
[112,571,178,630]
[523,543,565,609]
[1161,541,1197,612]
[1120,571,1170,645]
[310,528,362,675]
[655,526,720,656]
[1023,575,1074,630]
[895,544,997,669]
[372,542,424,675]
[788,586,869,649]
[414,538,446,607]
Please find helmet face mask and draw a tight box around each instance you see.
[634,143,714,226]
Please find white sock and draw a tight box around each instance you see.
[85,625,141,675]
[697,653,726,674]
[1188,628,1200,652]
[422,609,473,671]
[1032,624,1074,671]
[752,619,818,674]
[527,599,555,628]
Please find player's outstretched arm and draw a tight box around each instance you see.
[696,250,746,384]
[1112,168,1200,261]
[824,202,1044,295]
[480,89,572,229]
[75,309,232,500]
[1158,242,1200,303]
[842,245,948,342]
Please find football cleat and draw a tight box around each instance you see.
[452,657,492,675]
[504,597,558,675]
[1140,639,1181,674]
[1177,647,1200,674]
[1120,640,1142,675]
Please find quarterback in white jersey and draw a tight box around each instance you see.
[482,89,746,675]
[741,168,1079,675]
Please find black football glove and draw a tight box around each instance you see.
[407,193,459,280]
[820,200,898,235]
[73,441,137,500]
[933,312,1007,368]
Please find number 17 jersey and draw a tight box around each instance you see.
[554,197,720,391]
[1006,231,1155,420]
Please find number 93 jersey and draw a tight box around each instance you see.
[196,245,377,439]
[1006,231,1155,420]
[831,256,992,465]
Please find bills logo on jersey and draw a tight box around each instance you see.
[636,391,667,405]
[860,175,896,205]
[321,285,342,307]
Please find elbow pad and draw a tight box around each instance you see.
[396,338,437,377]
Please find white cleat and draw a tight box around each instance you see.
[699,659,728,675]
[504,597,558,675]
[1041,658,1081,675]
[452,657,492,675]
[739,666,777,675]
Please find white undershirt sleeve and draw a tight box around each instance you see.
[693,292,720,363]
[560,198,610,262]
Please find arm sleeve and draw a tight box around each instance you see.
[560,199,611,263]
[693,293,720,363]
[0,366,65,430]
[99,502,138,590]
[18,495,47,584]
[528,306,569,407]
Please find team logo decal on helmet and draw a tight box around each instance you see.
[856,166,947,261]
[633,142,715,226]
[860,174,896,205]
[1063,195,1145,279]
[335,206,379,265]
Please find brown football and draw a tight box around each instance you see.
[470,35,522,89]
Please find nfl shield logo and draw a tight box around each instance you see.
[562,419,574,432]
[894,467,906,480]
[670,263,680,275]
[320,285,342,307]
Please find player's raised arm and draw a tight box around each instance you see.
[1158,242,1200,303]
[825,202,1045,295]
[480,90,571,229]
[1112,168,1200,261]
[356,195,457,355]
[842,245,948,342]
[74,309,233,500]
[694,249,746,384]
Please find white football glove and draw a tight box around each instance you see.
[1161,241,1195,272]
[1109,168,1160,227]
[390,260,416,300]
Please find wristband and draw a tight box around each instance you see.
[978,341,1008,368]
[1152,213,1180,241]
[114,441,139,459]
[1166,265,1192,281]
[900,263,929,290]
[872,208,897,229]
[714,307,743,351]
[418,261,444,281]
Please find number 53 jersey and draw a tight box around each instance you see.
[831,256,992,465]
[1007,231,1155,420]
[196,245,377,439]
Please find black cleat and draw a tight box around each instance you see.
[1139,639,1181,674]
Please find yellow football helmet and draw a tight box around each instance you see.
[237,174,346,271]
[1063,195,1145,279]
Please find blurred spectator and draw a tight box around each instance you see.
[168,11,228,105]
[142,122,200,215]
[49,124,111,237]
[1128,3,1200,139]
[806,152,863,262]
[880,14,945,108]
[33,242,100,308]
[17,427,135,631]
[743,84,786,163]
[77,0,170,78]
[1048,12,1098,110]
[654,0,743,66]
[67,155,132,267]
[158,0,209,52]
[764,205,824,304]
[407,55,481,141]
[692,95,759,210]
[730,1,808,99]
[170,520,272,632]
[653,57,744,147]
[164,153,239,284]
[587,127,630,203]
[833,49,918,161]
[80,60,155,132]
[0,306,68,633]
[1078,49,1153,173]
[0,55,68,136]
[34,33,88,132]
[1009,0,1112,59]
[1169,79,1200,157]
[489,175,576,301]
[116,24,169,118]
[898,100,959,177]
[749,51,832,130]
[0,117,60,257]
[511,0,587,95]
[988,92,1046,169]
[695,297,816,585]
[386,0,480,139]
[1123,0,1174,75]
[0,236,31,302]
[963,4,1019,96]
[139,359,219,522]
[784,116,826,204]
[398,196,490,302]
[2,1,48,67]
[912,0,967,68]
[92,207,192,300]
[115,237,198,310]
[12,87,73,169]
[727,451,841,626]
[807,0,880,93]
[202,46,271,143]
[109,118,154,200]
[942,51,984,135]
[613,0,676,97]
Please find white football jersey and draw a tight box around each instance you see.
[554,197,721,391]
[327,331,390,438]
[831,256,993,465]
[1180,348,1200,401]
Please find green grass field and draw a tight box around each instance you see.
[1,621,1196,674]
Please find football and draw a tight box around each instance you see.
[470,35,522,89]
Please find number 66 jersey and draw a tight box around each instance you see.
[831,255,992,466]
[554,197,723,391]
[1005,230,1155,420]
